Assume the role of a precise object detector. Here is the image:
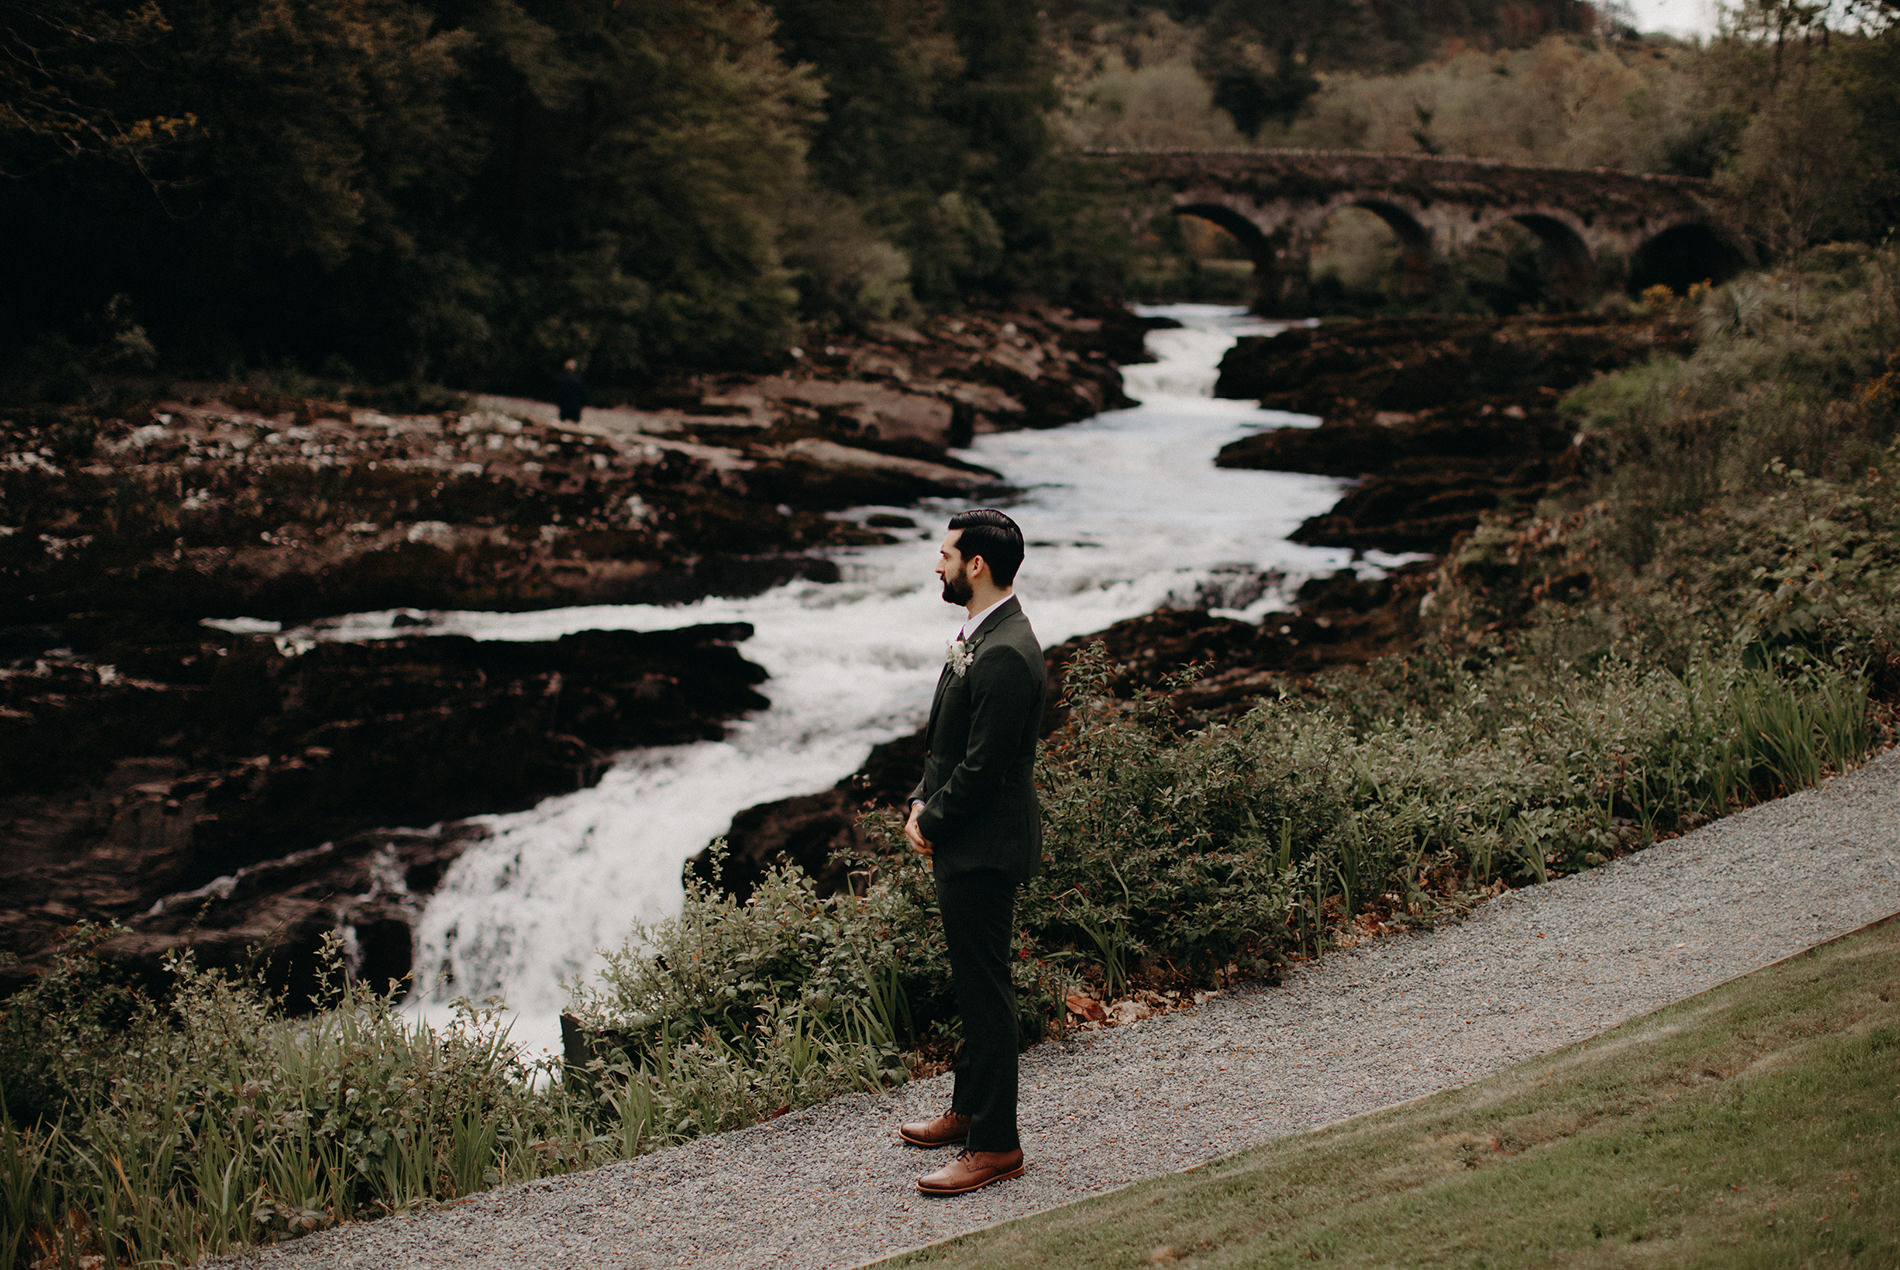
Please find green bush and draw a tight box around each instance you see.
[1027,650,1345,977]
[1345,656,1872,886]
[569,854,925,1140]
[569,836,1082,1129]
[1571,246,1900,532]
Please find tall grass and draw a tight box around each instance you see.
[0,937,609,1267]
[0,911,926,1268]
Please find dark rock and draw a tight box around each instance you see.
[1213,313,1693,413]
[0,626,768,994]
[1290,452,1565,555]
[1,304,1133,628]
[743,439,998,511]
[92,823,485,1006]
[1218,403,1570,479]
[845,730,931,805]
[687,789,863,901]
[1215,313,1692,556]
[1040,568,1433,718]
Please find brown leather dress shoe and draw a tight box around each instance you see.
[898,1110,970,1148]
[916,1147,1025,1196]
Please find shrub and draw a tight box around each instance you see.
[1271,36,1702,173]
[571,853,924,1127]
[1056,60,1247,151]
[779,192,916,331]
[1027,649,1348,977]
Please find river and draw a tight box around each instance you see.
[294,304,1412,1054]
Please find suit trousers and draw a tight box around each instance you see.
[936,867,1020,1153]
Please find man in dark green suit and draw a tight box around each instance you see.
[900,508,1046,1196]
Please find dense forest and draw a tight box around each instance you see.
[2,0,1895,394]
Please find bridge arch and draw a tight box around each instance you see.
[1341,198,1433,299]
[1628,222,1747,295]
[1463,209,1597,308]
[1172,201,1282,310]
[1302,199,1435,306]
[1506,211,1596,303]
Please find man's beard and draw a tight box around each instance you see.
[941,570,973,606]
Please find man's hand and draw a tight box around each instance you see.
[904,801,933,859]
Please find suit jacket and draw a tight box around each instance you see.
[910,595,1046,882]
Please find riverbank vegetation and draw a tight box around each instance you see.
[1,936,606,1266]
[1,0,1118,400]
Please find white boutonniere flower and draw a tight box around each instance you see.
[946,637,974,677]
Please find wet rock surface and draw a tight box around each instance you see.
[1215,313,1694,553]
[1053,565,1436,715]
[685,728,928,903]
[1,303,1141,997]
[0,624,766,997]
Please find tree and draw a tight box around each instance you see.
[1,0,477,372]
[1196,0,1375,136]
[1715,62,1876,318]
[1833,18,1900,230]
[765,0,963,203]
[0,0,192,179]
[1723,0,1831,81]
[440,0,822,380]
[1,0,833,385]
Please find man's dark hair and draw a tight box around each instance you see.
[948,508,1024,586]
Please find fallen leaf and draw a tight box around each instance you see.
[1064,993,1107,1023]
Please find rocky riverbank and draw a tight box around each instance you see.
[0,304,1142,997]
[1214,312,1694,553]
[4,304,1695,999]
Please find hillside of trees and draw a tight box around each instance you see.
[3,1,1895,397]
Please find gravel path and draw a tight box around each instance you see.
[226,749,1900,1270]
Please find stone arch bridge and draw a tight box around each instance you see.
[1089,148,1741,311]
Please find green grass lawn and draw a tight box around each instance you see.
[880,918,1900,1268]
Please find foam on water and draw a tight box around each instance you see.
[290,305,1412,1054]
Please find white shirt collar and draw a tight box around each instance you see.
[957,593,1013,641]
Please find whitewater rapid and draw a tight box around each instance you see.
[289,305,1409,1054]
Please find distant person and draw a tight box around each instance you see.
[556,359,585,423]
[901,508,1046,1196]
